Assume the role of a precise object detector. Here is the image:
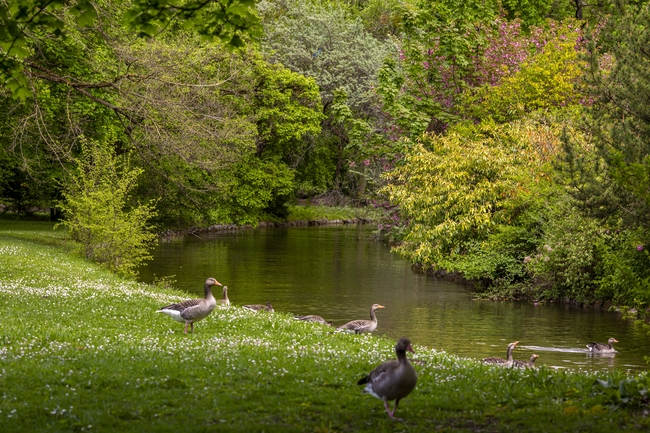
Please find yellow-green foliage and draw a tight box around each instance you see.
[382,119,567,266]
[57,137,158,277]
[464,22,584,123]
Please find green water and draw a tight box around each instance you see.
[139,225,649,373]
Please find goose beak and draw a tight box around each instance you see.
[377,305,385,309]
[215,281,223,286]
[407,344,415,354]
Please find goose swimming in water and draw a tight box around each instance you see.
[587,338,618,353]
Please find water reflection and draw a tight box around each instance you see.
[139,226,649,373]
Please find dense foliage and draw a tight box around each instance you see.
[2,0,650,311]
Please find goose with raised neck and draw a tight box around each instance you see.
[156,277,220,334]
[482,341,519,367]
[337,304,385,334]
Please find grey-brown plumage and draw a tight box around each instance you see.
[587,338,618,353]
[337,304,385,334]
[294,315,332,326]
[357,338,418,418]
[482,341,519,367]
[218,286,230,306]
[513,354,539,369]
[243,301,274,312]
[157,278,221,334]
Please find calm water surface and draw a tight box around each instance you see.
[140,226,649,373]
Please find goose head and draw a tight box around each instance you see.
[396,337,415,354]
[206,278,222,286]
[371,304,385,311]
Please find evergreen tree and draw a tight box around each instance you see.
[564,0,650,230]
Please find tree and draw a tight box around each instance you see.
[1,0,323,227]
[259,0,394,196]
[566,0,650,230]
[0,0,261,98]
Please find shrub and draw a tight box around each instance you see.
[57,138,158,277]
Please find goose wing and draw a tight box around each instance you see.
[338,319,371,333]
[159,298,201,312]
[359,360,414,401]
[587,342,605,351]
[482,357,506,364]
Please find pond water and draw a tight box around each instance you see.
[139,225,649,373]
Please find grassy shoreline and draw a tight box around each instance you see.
[1,222,649,432]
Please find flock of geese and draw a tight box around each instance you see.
[155,277,620,418]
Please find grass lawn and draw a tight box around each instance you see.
[285,204,385,222]
[0,221,649,432]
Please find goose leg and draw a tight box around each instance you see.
[184,323,189,334]
[190,322,194,333]
[383,400,393,417]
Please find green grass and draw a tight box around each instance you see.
[285,204,385,223]
[1,223,649,432]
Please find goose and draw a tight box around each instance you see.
[294,315,332,326]
[156,277,221,334]
[243,301,274,312]
[218,286,230,306]
[587,338,618,353]
[513,354,539,369]
[482,341,519,367]
[357,337,418,419]
[337,304,385,334]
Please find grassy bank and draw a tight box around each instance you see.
[285,205,384,223]
[1,222,649,432]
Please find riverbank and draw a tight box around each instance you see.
[1,222,649,432]
[158,204,382,237]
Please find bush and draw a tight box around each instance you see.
[595,229,650,307]
[524,200,601,302]
[57,138,158,277]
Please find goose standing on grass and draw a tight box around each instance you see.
[218,286,230,306]
[294,315,332,326]
[243,301,274,312]
[513,354,539,369]
[337,304,385,334]
[156,277,221,334]
[587,338,618,353]
[482,341,519,367]
[358,337,418,419]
